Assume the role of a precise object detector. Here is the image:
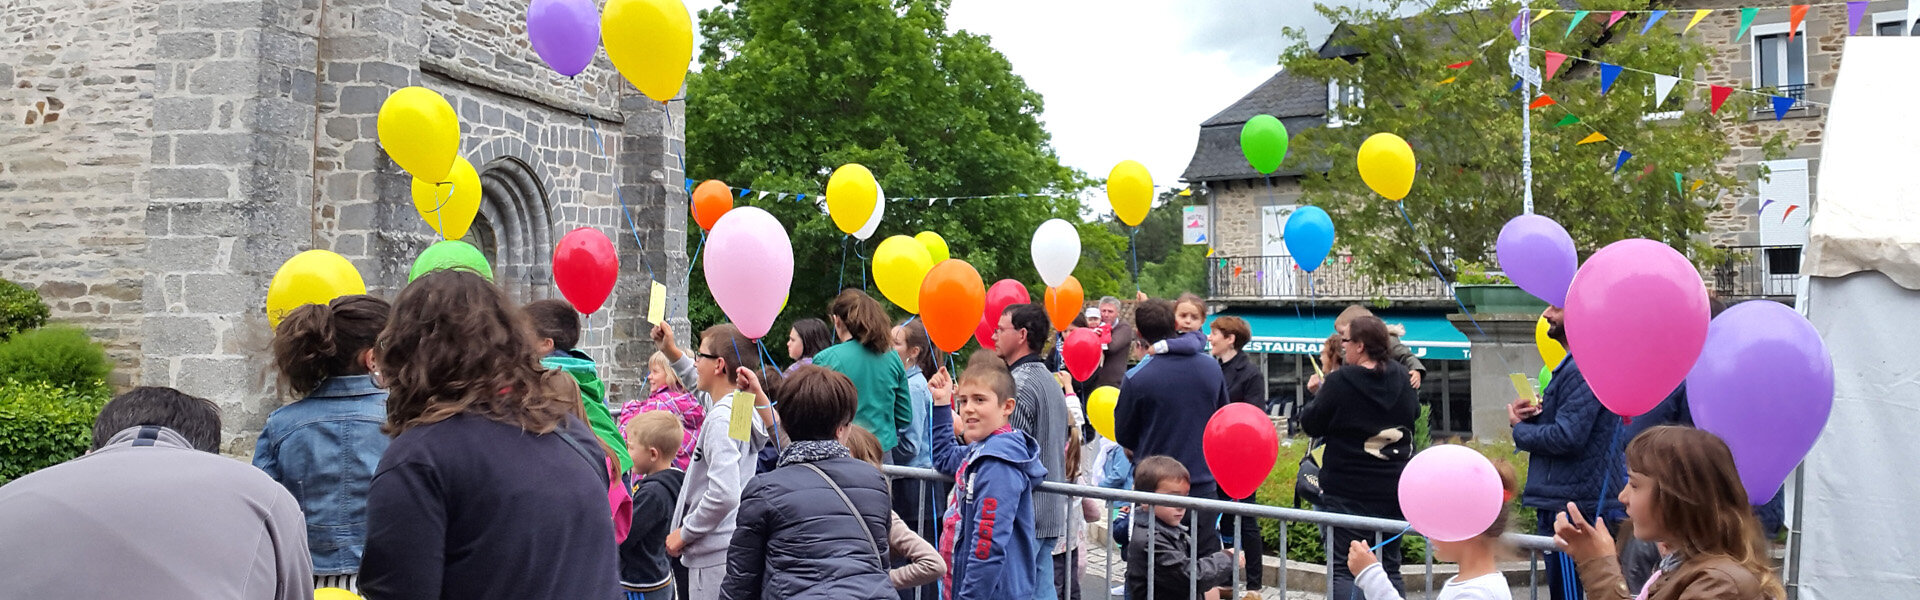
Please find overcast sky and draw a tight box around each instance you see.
[683,0,1371,191]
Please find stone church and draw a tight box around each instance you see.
[2,0,689,453]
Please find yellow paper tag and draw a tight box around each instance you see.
[1510,373,1539,405]
[648,281,668,324]
[728,394,754,442]
[1310,355,1324,377]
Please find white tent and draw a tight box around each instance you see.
[1794,37,1920,599]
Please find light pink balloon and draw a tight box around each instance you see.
[703,207,792,339]
[1564,239,1709,418]
[1398,445,1504,542]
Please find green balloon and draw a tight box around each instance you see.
[1239,114,1290,175]
[1538,364,1554,396]
[410,240,494,283]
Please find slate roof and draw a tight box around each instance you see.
[1183,71,1328,182]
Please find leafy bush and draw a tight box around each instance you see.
[0,279,50,341]
[0,379,109,484]
[0,325,112,394]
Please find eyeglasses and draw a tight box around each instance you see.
[695,351,721,361]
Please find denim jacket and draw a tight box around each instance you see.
[251,375,390,575]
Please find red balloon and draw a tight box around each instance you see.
[553,227,619,314]
[1062,328,1101,382]
[973,279,1032,349]
[1203,403,1280,500]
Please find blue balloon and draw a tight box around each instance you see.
[1284,206,1335,272]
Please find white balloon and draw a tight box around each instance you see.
[1030,218,1080,287]
[853,185,885,240]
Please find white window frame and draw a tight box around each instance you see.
[1750,23,1808,90]
[1871,10,1908,36]
[1326,81,1364,128]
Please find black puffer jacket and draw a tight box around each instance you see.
[721,455,894,600]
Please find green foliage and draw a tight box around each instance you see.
[684,0,1115,338]
[1451,261,1512,285]
[1122,190,1210,299]
[1279,0,1785,283]
[0,325,112,394]
[0,379,109,484]
[0,279,50,341]
[1415,403,1432,451]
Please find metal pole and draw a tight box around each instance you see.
[1521,13,1535,215]
[1278,518,1288,594]
[1232,514,1243,596]
[1190,509,1200,600]
[1147,502,1156,598]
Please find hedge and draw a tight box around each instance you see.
[0,379,109,484]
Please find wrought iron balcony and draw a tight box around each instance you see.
[1207,254,1452,302]
[1710,245,1803,299]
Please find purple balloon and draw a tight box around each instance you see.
[1496,214,1578,307]
[527,0,600,77]
[1687,301,1834,503]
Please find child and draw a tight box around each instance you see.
[845,425,948,591]
[1335,305,1425,390]
[1348,458,1520,600]
[1553,426,1784,600]
[619,352,704,471]
[254,294,391,592]
[1125,456,1241,600]
[1147,293,1208,358]
[927,351,1047,600]
[621,411,687,599]
[660,323,774,600]
[527,299,632,473]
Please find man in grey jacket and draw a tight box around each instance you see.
[0,387,313,600]
[994,303,1069,600]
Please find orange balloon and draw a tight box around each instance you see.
[918,259,985,353]
[692,180,732,231]
[1045,276,1084,332]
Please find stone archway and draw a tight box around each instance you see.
[459,156,554,303]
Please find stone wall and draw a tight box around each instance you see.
[0,0,160,387]
[1203,176,1304,258]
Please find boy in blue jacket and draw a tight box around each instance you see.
[927,351,1046,600]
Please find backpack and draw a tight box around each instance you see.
[1292,437,1326,508]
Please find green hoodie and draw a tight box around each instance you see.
[542,353,632,473]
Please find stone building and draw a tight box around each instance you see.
[2,0,689,453]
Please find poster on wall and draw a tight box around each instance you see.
[1182,205,1208,245]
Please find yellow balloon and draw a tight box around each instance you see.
[603,0,694,103]
[1087,386,1120,442]
[1535,316,1567,368]
[376,86,460,183]
[267,250,367,329]
[410,157,481,239]
[1357,132,1416,201]
[873,236,934,314]
[315,588,363,600]
[1107,160,1153,227]
[826,164,878,235]
[915,231,950,264]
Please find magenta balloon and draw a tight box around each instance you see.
[703,207,793,339]
[1687,301,1833,503]
[1564,239,1709,417]
[1496,214,1578,308]
[527,0,600,77]
[1398,445,1504,542]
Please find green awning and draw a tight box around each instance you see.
[1205,310,1472,360]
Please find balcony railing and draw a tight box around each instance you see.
[1710,245,1803,299]
[1208,254,1451,302]
[1753,83,1810,117]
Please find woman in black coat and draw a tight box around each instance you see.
[1206,315,1271,590]
[722,366,894,600]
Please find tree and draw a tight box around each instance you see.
[1110,189,1207,299]
[1279,0,1785,282]
[685,0,1128,339]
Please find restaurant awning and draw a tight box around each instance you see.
[1205,310,1472,360]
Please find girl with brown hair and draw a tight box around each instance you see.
[254,294,391,592]
[1554,426,1785,600]
[814,289,913,459]
[358,270,618,600]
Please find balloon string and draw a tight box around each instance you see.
[435,182,452,240]
[852,238,870,291]
[685,230,707,289]
[837,235,850,293]
[583,111,657,282]
[1395,202,1523,377]
[1129,227,1141,295]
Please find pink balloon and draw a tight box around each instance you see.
[703,207,793,339]
[1398,445,1505,542]
[1564,239,1710,417]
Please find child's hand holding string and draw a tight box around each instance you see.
[1552,502,1616,563]
[1346,540,1378,576]
[928,367,953,407]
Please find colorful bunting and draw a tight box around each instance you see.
[1511,10,1529,41]
[1438,76,1458,85]
[1846,2,1869,34]
[1599,63,1624,94]
[1446,60,1475,69]
[1578,132,1609,145]
[1529,94,1558,109]
[1734,8,1758,41]
[1510,78,1526,92]
[1772,95,1799,119]
[1789,5,1809,40]
[1674,172,1685,194]
[1761,199,1777,214]
[1553,114,1581,127]
[1709,85,1734,114]
[1612,150,1633,173]
[1605,11,1627,29]
[1654,74,1681,108]
[1566,10,1590,38]
[1640,10,1668,35]
[1783,205,1801,222]
[1640,164,1656,180]
[1685,9,1711,33]
[1532,9,1555,23]
[1544,51,1569,80]
[1691,180,1706,192]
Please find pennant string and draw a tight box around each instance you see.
[1527,47,1830,107]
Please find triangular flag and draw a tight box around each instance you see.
[1577,132,1608,145]
[1685,9,1711,33]
[1789,5,1808,40]
[1234,266,1243,277]
[757,191,769,200]
[1529,94,1557,109]
[1709,85,1733,114]
[1554,114,1581,127]
[1734,8,1758,41]
[796,194,806,202]
[1654,74,1680,108]
[1511,10,1528,41]
[1691,180,1706,192]
[1446,60,1474,69]
[1605,11,1627,29]
[1566,10,1589,37]
[1510,78,1526,93]
[1640,10,1668,35]
[1783,205,1800,222]
[1674,172,1685,193]
[1206,247,1216,257]
[1543,51,1568,80]
[1761,199,1777,214]
[737,188,751,198]
[1847,2,1869,34]
[1532,9,1555,23]
[1612,150,1633,173]
[1772,95,1798,120]
[1438,76,1458,85]
[1599,63,1624,94]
